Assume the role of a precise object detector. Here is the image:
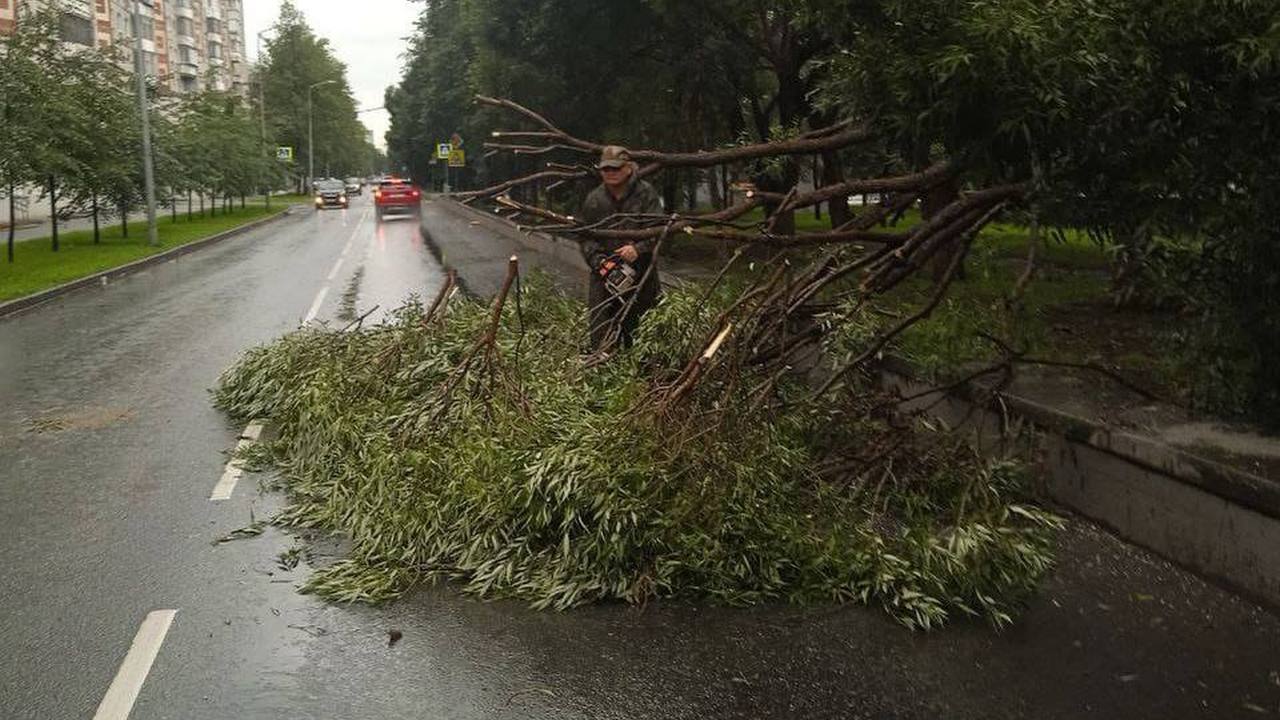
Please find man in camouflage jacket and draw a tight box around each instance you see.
[579,145,664,351]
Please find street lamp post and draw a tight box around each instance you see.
[307,79,338,193]
[256,29,273,208]
[132,0,159,247]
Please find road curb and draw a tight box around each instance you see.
[0,205,305,320]
[438,197,590,272]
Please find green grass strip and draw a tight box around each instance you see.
[0,203,296,302]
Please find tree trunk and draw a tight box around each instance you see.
[92,193,100,244]
[813,156,822,221]
[661,173,677,215]
[707,166,724,211]
[49,175,58,252]
[7,181,15,263]
[187,190,192,221]
[199,192,205,217]
[923,178,966,283]
[820,150,851,227]
[120,202,129,238]
[240,194,245,210]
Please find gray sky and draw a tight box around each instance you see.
[244,1,421,150]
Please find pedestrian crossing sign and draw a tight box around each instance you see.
[436,143,452,159]
[276,146,294,161]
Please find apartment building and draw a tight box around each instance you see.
[0,0,249,96]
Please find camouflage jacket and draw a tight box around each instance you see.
[578,178,664,271]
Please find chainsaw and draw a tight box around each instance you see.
[597,254,638,297]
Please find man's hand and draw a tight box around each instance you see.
[618,244,639,263]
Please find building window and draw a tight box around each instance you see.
[208,41,222,60]
[176,16,193,37]
[178,45,195,63]
[133,12,154,40]
[59,12,95,46]
[206,18,222,35]
[181,76,198,93]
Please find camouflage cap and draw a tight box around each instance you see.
[597,145,632,169]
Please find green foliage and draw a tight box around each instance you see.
[216,276,1060,629]
[261,1,374,183]
[816,0,1280,423]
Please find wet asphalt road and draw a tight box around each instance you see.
[2,194,1280,719]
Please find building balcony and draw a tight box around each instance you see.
[205,2,223,20]
[176,5,194,20]
[208,56,224,68]
[206,31,223,45]
[177,34,196,48]
[176,61,199,77]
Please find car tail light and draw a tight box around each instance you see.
[410,189,420,198]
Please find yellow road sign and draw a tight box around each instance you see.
[448,149,466,168]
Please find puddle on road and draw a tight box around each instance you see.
[25,405,134,433]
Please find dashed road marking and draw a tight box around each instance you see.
[326,256,344,281]
[93,609,178,720]
[210,420,265,501]
[303,286,330,324]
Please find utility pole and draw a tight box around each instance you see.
[307,79,337,192]
[257,29,272,208]
[132,0,159,247]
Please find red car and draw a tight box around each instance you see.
[373,178,422,221]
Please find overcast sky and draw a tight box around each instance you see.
[244,1,421,150]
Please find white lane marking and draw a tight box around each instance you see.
[303,286,330,324]
[210,420,265,501]
[341,209,369,257]
[326,256,344,281]
[93,609,178,720]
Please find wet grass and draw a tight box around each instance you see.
[661,204,1188,400]
[0,204,290,302]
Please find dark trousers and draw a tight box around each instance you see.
[587,267,660,351]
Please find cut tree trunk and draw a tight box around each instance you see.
[92,193,100,244]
